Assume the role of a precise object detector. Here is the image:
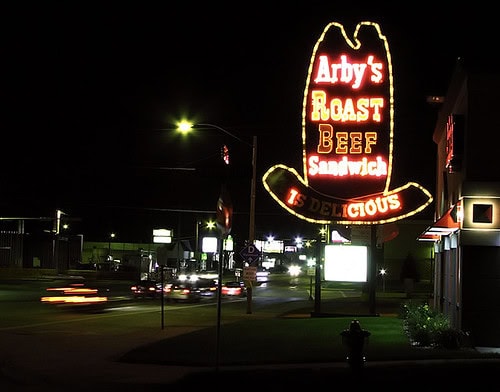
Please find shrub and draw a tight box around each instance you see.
[399,301,463,348]
[435,328,470,349]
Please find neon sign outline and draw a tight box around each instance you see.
[262,21,433,224]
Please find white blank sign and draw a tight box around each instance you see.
[324,245,368,282]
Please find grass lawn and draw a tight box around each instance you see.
[120,315,496,366]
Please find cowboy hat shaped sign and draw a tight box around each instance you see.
[263,21,433,225]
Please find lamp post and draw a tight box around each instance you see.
[379,268,387,292]
[195,219,215,268]
[195,220,200,258]
[108,232,115,260]
[177,121,257,244]
[248,134,257,243]
[177,121,257,368]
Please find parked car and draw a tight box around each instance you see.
[130,280,163,299]
[221,281,247,297]
[166,280,202,302]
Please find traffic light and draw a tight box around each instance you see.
[221,144,229,165]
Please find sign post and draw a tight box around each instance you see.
[215,185,232,371]
[160,265,166,330]
[240,243,260,314]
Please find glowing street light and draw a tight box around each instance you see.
[379,267,387,292]
[288,265,301,277]
[108,232,116,260]
[195,220,217,263]
[176,121,257,244]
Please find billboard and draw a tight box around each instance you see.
[263,21,432,225]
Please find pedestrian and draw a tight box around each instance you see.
[400,252,420,298]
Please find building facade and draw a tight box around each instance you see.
[420,58,500,347]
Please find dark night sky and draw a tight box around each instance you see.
[1,3,493,242]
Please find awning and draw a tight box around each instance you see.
[418,207,460,241]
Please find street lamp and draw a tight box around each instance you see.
[195,219,216,263]
[379,268,387,292]
[195,220,201,262]
[108,232,116,260]
[177,121,258,368]
[176,121,257,243]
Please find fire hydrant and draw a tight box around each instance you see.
[340,319,371,371]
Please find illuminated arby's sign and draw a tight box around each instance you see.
[263,21,432,224]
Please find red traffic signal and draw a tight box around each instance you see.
[221,144,229,165]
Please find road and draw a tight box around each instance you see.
[0,274,361,329]
[0,274,365,390]
[0,274,364,340]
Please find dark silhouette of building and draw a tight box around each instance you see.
[419,56,500,347]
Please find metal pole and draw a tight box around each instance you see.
[249,136,257,243]
[161,266,165,329]
[194,124,257,315]
[314,237,322,314]
[369,225,377,315]
[215,235,225,371]
[195,220,200,264]
[245,136,257,315]
[196,124,256,244]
